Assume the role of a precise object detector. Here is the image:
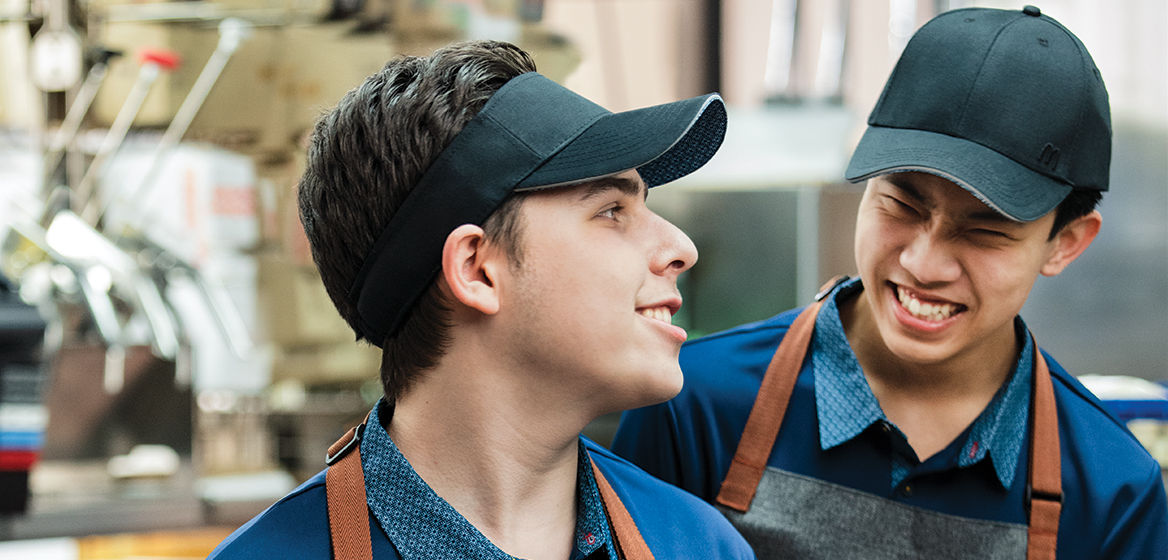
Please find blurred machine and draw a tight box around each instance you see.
[0,274,48,516]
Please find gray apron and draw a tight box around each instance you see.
[716,288,1062,560]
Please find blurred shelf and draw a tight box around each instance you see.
[0,459,285,542]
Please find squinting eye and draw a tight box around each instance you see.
[973,229,1010,239]
[886,196,919,215]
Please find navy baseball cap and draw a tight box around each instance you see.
[349,72,727,345]
[846,5,1110,222]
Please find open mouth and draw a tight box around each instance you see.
[894,284,966,322]
[635,299,687,343]
[637,306,674,324]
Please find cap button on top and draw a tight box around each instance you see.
[1022,5,1041,17]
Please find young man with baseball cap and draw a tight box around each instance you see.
[210,40,753,559]
[613,6,1168,558]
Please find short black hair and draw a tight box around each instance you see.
[1049,188,1103,240]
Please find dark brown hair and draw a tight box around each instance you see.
[298,41,536,402]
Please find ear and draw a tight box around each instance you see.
[1040,210,1101,277]
[441,224,501,315]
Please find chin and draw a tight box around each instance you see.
[610,367,684,412]
[883,335,961,366]
[640,367,686,406]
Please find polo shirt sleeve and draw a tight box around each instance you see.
[1048,360,1168,559]
[1096,458,1168,558]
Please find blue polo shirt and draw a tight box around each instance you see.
[210,401,754,559]
[613,279,1168,559]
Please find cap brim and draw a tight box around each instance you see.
[516,94,727,190]
[845,126,1071,222]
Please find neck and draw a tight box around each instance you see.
[840,289,1020,459]
[387,350,588,560]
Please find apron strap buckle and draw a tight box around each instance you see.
[326,422,366,466]
[1025,486,1063,511]
[814,275,850,301]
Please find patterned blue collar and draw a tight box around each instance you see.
[812,277,1033,489]
[359,401,615,559]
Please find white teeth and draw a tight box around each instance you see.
[897,287,957,322]
[639,306,673,323]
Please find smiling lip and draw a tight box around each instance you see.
[637,298,687,343]
[889,283,966,332]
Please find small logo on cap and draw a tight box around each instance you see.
[1039,143,1061,170]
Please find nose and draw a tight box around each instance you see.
[650,213,698,277]
[899,230,960,285]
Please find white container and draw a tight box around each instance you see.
[100,141,259,266]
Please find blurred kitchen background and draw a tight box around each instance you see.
[0,0,1164,556]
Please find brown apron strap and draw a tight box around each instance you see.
[326,422,373,560]
[1026,349,1062,560]
[715,300,823,511]
[589,453,655,560]
[323,422,653,560]
[713,282,1062,557]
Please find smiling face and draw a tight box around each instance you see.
[851,172,1078,370]
[491,170,698,413]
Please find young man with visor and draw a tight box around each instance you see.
[211,40,753,559]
